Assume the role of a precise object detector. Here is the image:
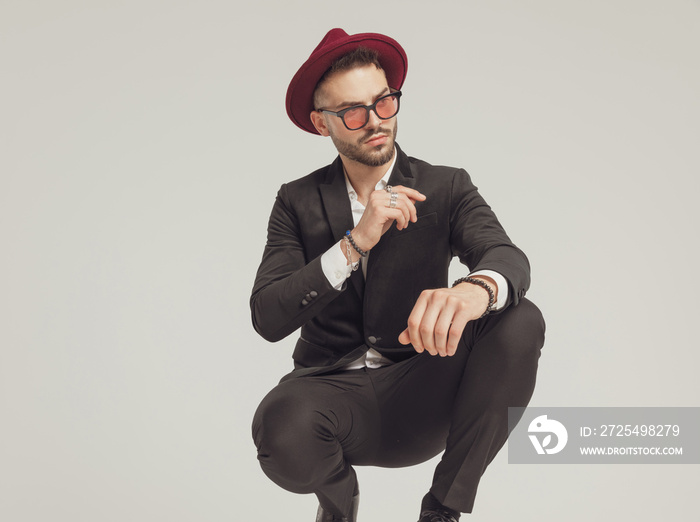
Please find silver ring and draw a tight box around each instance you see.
[389,191,398,208]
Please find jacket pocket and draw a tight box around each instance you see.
[292,337,336,368]
[393,211,437,236]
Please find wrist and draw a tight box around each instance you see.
[341,237,362,266]
[346,229,371,256]
[467,275,498,302]
[452,276,495,318]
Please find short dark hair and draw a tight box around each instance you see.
[313,47,384,109]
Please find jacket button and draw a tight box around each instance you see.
[367,336,377,344]
[309,291,318,298]
[301,299,308,306]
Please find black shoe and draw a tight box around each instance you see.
[315,493,359,522]
[418,508,460,522]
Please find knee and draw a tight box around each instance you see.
[253,384,317,452]
[251,383,332,492]
[482,297,546,361]
[507,298,546,349]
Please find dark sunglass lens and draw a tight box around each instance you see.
[343,107,368,130]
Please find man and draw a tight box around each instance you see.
[251,28,545,522]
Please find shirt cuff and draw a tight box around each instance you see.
[321,240,352,290]
[469,269,508,311]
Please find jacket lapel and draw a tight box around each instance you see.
[388,143,416,190]
[319,157,352,240]
[319,156,365,300]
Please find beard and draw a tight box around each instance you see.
[328,121,398,167]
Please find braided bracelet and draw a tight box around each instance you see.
[345,230,369,257]
[452,276,495,318]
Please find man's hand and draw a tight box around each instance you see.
[350,185,426,252]
[398,279,496,357]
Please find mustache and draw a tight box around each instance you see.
[360,128,392,144]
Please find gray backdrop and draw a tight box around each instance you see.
[2,0,698,520]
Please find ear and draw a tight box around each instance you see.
[310,110,330,137]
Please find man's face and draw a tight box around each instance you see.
[311,65,398,167]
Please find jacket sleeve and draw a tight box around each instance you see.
[250,184,345,342]
[449,168,531,309]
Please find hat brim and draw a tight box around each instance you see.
[286,32,408,135]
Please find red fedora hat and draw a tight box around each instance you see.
[286,28,408,135]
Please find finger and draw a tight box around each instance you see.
[416,296,442,356]
[385,193,414,229]
[391,194,411,230]
[400,193,418,223]
[398,328,419,350]
[445,307,471,356]
[392,186,427,203]
[386,190,418,224]
[397,193,414,225]
[406,292,429,353]
[433,306,456,356]
[387,208,407,230]
[366,194,405,229]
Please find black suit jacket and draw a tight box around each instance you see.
[250,144,530,379]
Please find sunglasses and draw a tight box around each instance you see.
[317,91,402,131]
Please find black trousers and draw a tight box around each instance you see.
[252,298,545,517]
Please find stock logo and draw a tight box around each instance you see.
[528,415,568,455]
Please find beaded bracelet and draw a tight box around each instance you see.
[452,276,495,318]
[345,230,369,257]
